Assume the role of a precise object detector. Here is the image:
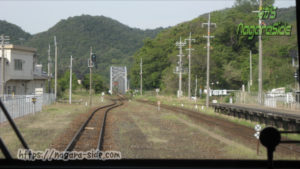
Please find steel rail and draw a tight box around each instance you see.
[64,101,117,152]
[97,98,124,151]
[211,103,300,120]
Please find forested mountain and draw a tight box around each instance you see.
[1,2,297,94]
[23,15,163,82]
[0,20,31,45]
[130,3,298,94]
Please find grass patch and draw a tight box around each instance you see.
[161,113,178,121]
[135,94,294,133]
[134,94,300,150]
[0,92,111,158]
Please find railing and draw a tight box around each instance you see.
[235,91,300,111]
[0,93,55,123]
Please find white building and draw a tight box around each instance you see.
[0,44,49,95]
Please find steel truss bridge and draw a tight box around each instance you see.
[109,66,127,94]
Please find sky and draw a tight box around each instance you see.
[0,0,296,34]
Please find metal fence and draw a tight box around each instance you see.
[235,91,300,111]
[0,93,55,123]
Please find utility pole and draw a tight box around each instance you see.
[296,53,300,91]
[48,44,51,94]
[253,0,263,105]
[258,0,263,105]
[202,13,216,107]
[175,37,186,98]
[250,50,253,86]
[88,47,93,106]
[125,66,127,93]
[69,55,73,104]
[140,58,143,95]
[185,32,195,99]
[54,36,58,100]
[1,34,9,97]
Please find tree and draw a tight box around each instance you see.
[130,6,297,93]
[82,74,106,93]
[58,71,78,92]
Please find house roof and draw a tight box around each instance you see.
[0,44,37,53]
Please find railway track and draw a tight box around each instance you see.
[64,96,124,153]
[137,100,300,157]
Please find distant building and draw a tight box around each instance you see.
[0,44,49,95]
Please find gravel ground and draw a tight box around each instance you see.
[102,101,280,159]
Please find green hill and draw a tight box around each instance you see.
[0,20,31,45]
[24,15,163,82]
[130,3,298,94]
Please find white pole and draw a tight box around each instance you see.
[195,75,198,98]
[125,66,127,93]
[89,47,92,106]
[54,36,57,100]
[48,44,51,93]
[110,66,112,94]
[140,58,143,95]
[251,0,263,105]
[176,37,186,97]
[179,37,183,97]
[69,55,72,104]
[206,14,211,107]
[202,13,216,107]
[1,35,5,97]
[250,50,252,86]
[185,32,195,98]
[188,35,191,99]
[1,35,9,97]
[258,0,263,105]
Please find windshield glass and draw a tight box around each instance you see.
[0,0,299,161]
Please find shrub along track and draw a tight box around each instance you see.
[137,100,300,159]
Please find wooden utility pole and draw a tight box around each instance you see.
[54,36,58,100]
[69,55,73,104]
